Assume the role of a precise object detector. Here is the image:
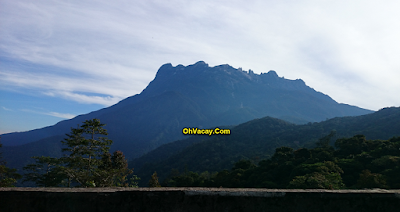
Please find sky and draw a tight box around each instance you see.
[1,0,399,134]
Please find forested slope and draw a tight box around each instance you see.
[132,107,400,186]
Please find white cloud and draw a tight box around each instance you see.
[45,112,76,119]
[43,91,121,106]
[0,0,399,111]
[0,66,146,106]
[20,109,76,119]
[2,106,13,111]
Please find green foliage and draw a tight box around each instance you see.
[316,130,336,149]
[148,171,161,187]
[163,134,400,189]
[356,169,387,188]
[0,141,22,187]
[271,147,294,163]
[232,159,256,170]
[60,119,134,187]
[96,151,134,187]
[288,172,344,189]
[57,119,127,187]
[22,119,137,187]
[128,175,141,188]
[163,169,213,187]
[0,165,22,187]
[22,156,67,187]
[335,134,367,157]
[133,108,400,187]
[288,161,344,189]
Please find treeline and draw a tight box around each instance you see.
[163,133,400,189]
[2,115,399,189]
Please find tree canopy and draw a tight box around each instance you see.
[23,119,138,187]
[163,134,400,189]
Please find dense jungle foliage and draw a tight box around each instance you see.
[163,134,400,189]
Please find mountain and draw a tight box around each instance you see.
[132,107,400,186]
[1,61,372,171]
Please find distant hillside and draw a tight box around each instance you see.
[132,107,400,186]
[1,61,371,172]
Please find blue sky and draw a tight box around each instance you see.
[1,0,400,134]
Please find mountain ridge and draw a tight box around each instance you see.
[132,107,400,186]
[1,61,372,172]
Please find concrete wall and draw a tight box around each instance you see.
[1,187,399,212]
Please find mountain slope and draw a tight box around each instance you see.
[132,107,400,185]
[1,61,372,172]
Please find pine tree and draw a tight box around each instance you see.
[22,119,138,187]
[98,151,134,187]
[149,171,161,187]
[60,119,135,187]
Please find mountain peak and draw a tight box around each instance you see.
[142,62,371,120]
[154,61,211,80]
[193,61,208,67]
[146,62,334,104]
[266,70,279,77]
[154,63,174,79]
